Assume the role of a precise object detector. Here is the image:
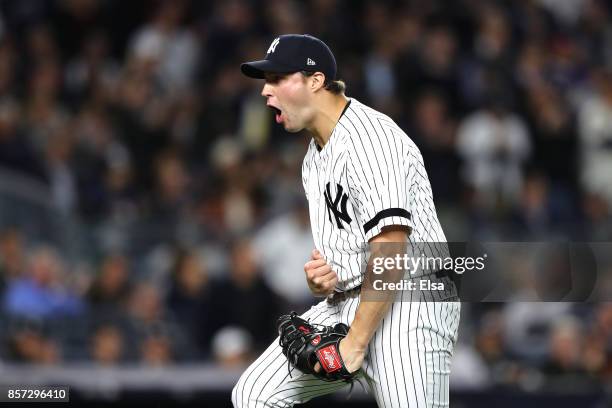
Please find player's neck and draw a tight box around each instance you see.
[308,94,349,149]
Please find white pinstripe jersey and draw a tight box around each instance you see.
[302,98,448,291]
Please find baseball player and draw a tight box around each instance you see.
[233,34,460,407]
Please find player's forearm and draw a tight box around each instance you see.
[346,227,409,349]
[345,292,394,350]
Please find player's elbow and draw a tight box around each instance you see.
[369,225,411,243]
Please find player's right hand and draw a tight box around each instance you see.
[304,249,338,297]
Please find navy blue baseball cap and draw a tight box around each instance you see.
[241,34,337,83]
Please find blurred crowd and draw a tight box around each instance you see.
[0,0,611,393]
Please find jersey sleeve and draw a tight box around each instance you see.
[347,129,414,242]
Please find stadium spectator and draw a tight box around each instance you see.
[140,332,173,366]
[126,282,196,361]
[0,228,25,280]
[166,248,212,355]
[129,0,199,94]
[207,238,283,352]
[456,89,531,210]
[3,246,84,319]
[7,322,60,364]
[87,254,132,320]
[212,326,253,368]
[91,324,125,366]
[578,68,612,207]
[541,317,594,390]
[0,98,46,181]
[405,90,460,204]
[253,201,314,308]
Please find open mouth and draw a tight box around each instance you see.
[268,105,283,124]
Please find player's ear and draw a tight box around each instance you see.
[309,72,326,92]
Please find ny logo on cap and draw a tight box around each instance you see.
[267,37,280,54]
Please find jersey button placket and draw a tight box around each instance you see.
[316,155,328,238]
[311,157,321,237]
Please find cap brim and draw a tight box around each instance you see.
[240,60,295,79]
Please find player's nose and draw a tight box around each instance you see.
[261,83,274,98]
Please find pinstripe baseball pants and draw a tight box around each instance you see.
[231,292,460,407]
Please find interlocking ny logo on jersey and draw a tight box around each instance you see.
[324,182,352,229]
[267,37,280,54]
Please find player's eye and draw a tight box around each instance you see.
[265,74,285,84]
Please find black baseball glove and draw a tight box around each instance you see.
[276,312,357,382]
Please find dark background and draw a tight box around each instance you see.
[0,0,610,405]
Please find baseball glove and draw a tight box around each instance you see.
[277,311,356,382]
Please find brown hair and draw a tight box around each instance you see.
[301,71,346,95]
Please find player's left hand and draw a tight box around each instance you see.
[278,312,358,382]
[314,336,365,375]
[337,337,365,373]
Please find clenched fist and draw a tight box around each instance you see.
[304,249,338,296]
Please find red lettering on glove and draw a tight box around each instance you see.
[316,344,342,373]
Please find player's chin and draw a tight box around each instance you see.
[283,123,303,133]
